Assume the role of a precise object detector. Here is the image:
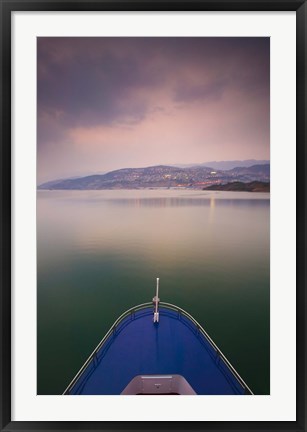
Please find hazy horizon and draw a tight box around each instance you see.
[39,159,270,185]
[37,37,270,184]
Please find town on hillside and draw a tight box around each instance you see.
[38,163,270,191]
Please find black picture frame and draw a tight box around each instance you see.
[1,0,306,430]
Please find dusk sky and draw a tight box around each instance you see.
[37,37,270,184]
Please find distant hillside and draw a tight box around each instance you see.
[199,160,269,170]
[228,164,270,175]
[172,160,269,170]
[38,163,270,190]
[204,181,270,192]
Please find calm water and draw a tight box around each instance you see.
[37,189,270,395]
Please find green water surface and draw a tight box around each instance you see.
[37,190,270,395]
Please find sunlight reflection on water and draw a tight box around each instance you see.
[37,190,270,395]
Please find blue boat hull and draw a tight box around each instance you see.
[65,306,251,395]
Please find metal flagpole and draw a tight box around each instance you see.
[153,277,160,323]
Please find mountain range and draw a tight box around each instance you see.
[173,159,269,170]
[38,162,270,190]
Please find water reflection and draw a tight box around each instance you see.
[37,190,270,396]
[97,197,269,208]
[38,190,270,208]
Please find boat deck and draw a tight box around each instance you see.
[65,306,250,395]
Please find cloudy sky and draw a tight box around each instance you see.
[37,37,270,184]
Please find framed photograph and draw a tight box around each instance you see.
[1,0,306,430]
